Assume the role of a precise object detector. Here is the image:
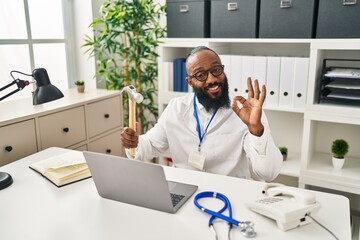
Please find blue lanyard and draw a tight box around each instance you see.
[194,191,257,238]
[193,94,218,151]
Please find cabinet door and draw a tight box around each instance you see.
[87,96,122,138]
[0,120,38,166]
[88,130,124,156]
[38,106,86,149]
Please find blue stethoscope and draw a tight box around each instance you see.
[194,191,256,239]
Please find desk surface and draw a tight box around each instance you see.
[0,147,351,240]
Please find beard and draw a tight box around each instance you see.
[193,76,230,112]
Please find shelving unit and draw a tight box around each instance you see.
[157,38,360,201]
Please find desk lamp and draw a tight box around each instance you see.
[0,68,64,190]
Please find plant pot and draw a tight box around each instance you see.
[282,154,287,161]
[76,85,85,93]
[332,157,345,170]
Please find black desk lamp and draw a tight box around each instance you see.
[0,68,64,190]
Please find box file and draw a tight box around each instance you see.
[258,0,318,38]
[229,55,243,99]
[265,57,281,107]
[316,0,360,38]
[166,0,210,38]
[293,58,309,109]
[210,0,259,38]
[279,57,295,108]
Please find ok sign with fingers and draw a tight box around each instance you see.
[232,77,266,137]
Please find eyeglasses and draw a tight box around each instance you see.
[188,65,224,82]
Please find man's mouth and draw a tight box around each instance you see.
[206,83,222,95]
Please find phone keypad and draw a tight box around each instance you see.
[257,197,283,204]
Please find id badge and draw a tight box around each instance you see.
[188,151,206,171]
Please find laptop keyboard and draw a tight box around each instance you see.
[170,193,185,207]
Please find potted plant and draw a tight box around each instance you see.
[83,0,166,134]
[331,139,349,170]
[279,146,288,161]
[75,80,85,93]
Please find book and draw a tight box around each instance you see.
[29,151,91,187]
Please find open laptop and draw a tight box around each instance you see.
[83,151,198,213]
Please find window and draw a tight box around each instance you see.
[0,0,75,101]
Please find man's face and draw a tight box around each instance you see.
[186,50,230,112]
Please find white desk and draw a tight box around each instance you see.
[0,147,351,240]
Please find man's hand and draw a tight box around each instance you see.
[232,77,266,137]
[121,126,139,149]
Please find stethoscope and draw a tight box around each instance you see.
[194,191,256,239]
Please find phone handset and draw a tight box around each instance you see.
[266,186,316,205]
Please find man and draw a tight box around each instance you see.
[121,46,282,182]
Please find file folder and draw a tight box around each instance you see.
[293,58,309,108]
[279,57,295,108]
[265,57,281,107]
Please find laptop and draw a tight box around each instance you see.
[83,151,198,213]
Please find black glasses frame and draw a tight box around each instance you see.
[188,65,224,82]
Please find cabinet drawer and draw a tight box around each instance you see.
[38,106,86,149]
[89,130,124,156]
[87,96,122,138]
[0,120,38,166]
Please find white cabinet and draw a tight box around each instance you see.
[0,88,124,166]
[157,38,360,197]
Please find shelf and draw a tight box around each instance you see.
[300,153,360,194]
[279,152,301,177]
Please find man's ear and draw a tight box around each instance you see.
[186,77,193,87]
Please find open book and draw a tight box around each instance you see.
[29,151,91,187]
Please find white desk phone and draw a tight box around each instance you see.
[246,183,321,231]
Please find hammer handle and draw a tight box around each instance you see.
[129,99,136,156]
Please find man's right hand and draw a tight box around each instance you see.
[120,127,139,149]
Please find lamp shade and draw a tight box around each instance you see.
[32,68,64,105]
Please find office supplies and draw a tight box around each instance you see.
[29,150,91,187]
[194,191,256,238]
[83,151,198,213]
[246,184,321,231]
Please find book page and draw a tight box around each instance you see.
[30,151,86,174]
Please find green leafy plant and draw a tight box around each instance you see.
[83,0,166,133]
[279,146,288,155]
[331,139,349,159]
[75,80,84,86]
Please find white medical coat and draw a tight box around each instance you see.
[133,93,282,182]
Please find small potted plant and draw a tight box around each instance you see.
[279,146,288,161]
[75,80,85,93]
[331,139,349,170]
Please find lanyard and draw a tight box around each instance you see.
[193,94,218,152]
[194,191,257,238]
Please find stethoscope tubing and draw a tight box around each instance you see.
[194,191,241,226]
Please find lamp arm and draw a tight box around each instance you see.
[0,79,30,101]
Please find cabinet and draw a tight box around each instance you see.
[0,88,124,166]
[157,38,360,205]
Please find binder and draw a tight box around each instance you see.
[293,57,309,108]
[173,58,185,92]
[265,57,281,107]
[279,57,295,108]
[229,55,242,99]
[253,56,267,88]
[181,60,188,92]
[241,56,255,96]
[219,55,234,97]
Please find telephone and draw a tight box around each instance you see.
[246,183,321,231]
